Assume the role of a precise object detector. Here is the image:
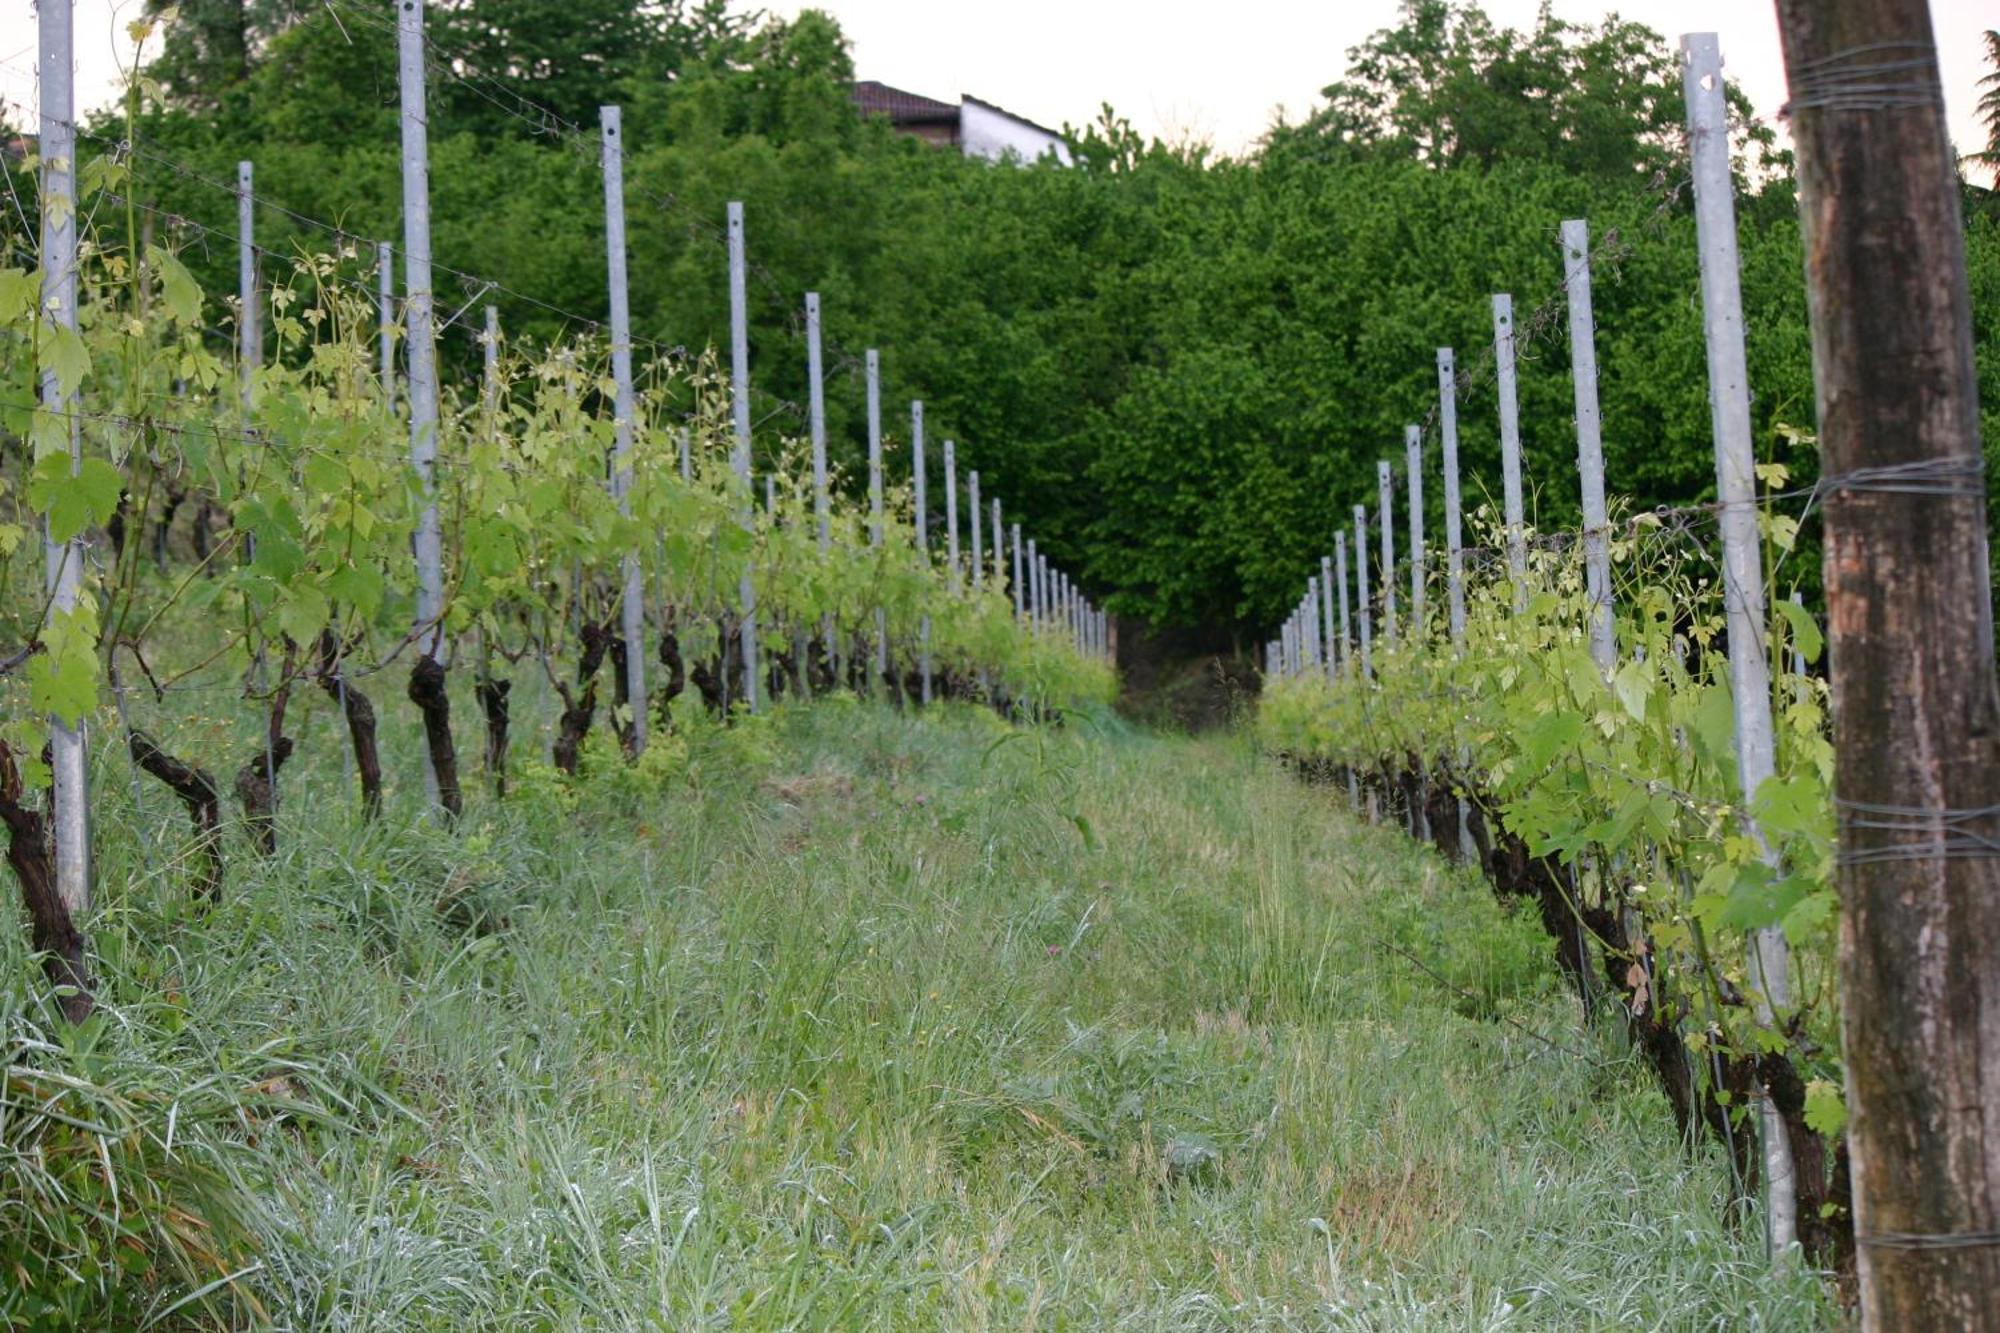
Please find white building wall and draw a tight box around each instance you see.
[959,99,1072,166]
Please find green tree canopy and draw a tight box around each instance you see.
[95,0,1999,635]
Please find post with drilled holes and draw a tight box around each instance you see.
[969,473,984,589]
[1438,351,1466,644]
[866,350,886,692]
[1011,523,1025,620]
[599,106,647,752]
[36,0,91,942]
[944,440,961,585]
[1773,7,2000,1320]
[806,292,834,688]
[1403,427,1434,845]
[238,161,257,405]
[1439,349,1473,858]
[483,307,500,414]
[726,202,759,711]
[1040,551,1051,635]
[1493,294,1528,610]
[807,295,829,550]
[1304,577,1322,671]
[1682,33,1798,1260]
[1320,555,1337,675]
[1406,426,1425,638]
[1377,460,1397,644]
[1028,542,1042,632]
[1337,533,1358,807]
[1562,220,1616,673]
[1024,538,1038,627]
[912,402,932,702]
[377,242,395,412]
[1048,552,1064,636]
[1042,558,1054,640]
[992,498,1004,588]
[1354,505,1373,681]
[399,0,452,814]
[970,471,989,695]
[1335,537,1351,674]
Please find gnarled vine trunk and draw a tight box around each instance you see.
[235,662,295,856]
[0,743,93,1024]
[476,673,511,799]
[407,655,462,822]
[316,630,382,818]
[553,621,611,774]
[128,729,222,899]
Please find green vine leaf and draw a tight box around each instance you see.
[1803,1079,1848,1137]
[1774,596,1823,666]
[28,453,124,542]
[36,321,92,398]
[147,245,203,326]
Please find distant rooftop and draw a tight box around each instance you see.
[851,80,1072,166]
[959,93,1065,145]
[852,80,960,127]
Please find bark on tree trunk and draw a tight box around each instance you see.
[0,742,92,1023]
[128,729,222,900]
[1774,1,2000,1322]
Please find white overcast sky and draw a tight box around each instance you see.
[2,0,1994,183]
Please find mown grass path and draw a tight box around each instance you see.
[4,704,1834,1328]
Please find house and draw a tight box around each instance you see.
[852,81,1073,166]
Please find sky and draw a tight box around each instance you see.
[0,0,1994,185]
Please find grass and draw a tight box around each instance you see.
[1,697,1837,1328]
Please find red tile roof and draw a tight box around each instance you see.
[852,80,961,126]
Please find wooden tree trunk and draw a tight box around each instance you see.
[1774,1,2000,1322]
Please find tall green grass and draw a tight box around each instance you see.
[2,700,1835,1328]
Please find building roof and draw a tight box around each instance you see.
[960,94,1066,144]
[852,80,960,126]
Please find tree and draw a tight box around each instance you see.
[1970,30,2000,172]
[1775,0,2000,1324]
[106,0,1994,636]
[140,0,316,111]
[1268,1,1690,179]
